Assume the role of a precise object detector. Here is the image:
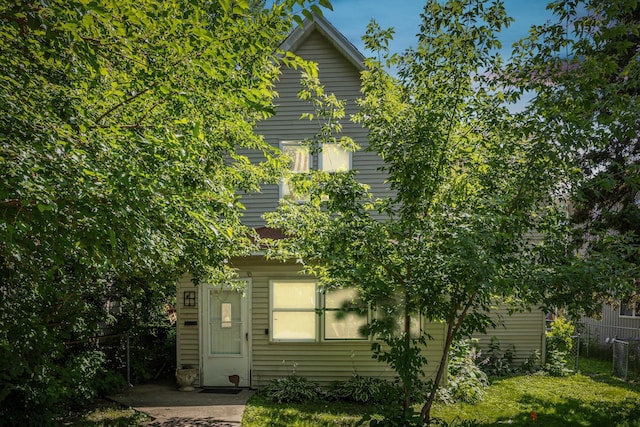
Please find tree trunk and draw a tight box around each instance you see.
[420,321,454,424]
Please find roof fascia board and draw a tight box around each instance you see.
[280,14,366,71]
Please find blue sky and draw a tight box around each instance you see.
[321,0,557,58]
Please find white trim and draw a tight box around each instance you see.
[280,14,365,72]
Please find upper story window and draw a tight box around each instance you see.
[281,141,311,199]
[280,141,351,200]
[619,281,640,318]
[320,143,350,172]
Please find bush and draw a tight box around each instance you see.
[480,336,516,377]
[544,317,575,376]
[261,376,324,403]
[439,339,488,404]
[329,375,399,403]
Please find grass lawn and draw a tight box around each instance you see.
[62,399,147,426]
[242,358,640,427]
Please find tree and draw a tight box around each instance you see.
[508,0,640,316]
[0,0,326,422]
[266,0,568,423]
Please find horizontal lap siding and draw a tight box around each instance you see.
[581,305,640,345]
[176,274,201,386]
[242,29,393,228]
[232,257,445,388]
[472,306,545,365]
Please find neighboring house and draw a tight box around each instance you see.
[580,300,640,348]
[176,15,545,389]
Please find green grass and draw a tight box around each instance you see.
[62,400,147,426]
[243,358,640,427]
[242,395,372,427]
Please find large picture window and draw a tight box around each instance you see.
[270,282,369,342]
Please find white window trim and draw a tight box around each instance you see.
[619,301,640,318]
[269,279,318,342]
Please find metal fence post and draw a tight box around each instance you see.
[127,333,132,387]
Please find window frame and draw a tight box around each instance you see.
[269,280,318,342]
[279,140,312,200]
[322,288,369,341]
[319,143,351,173]
[619,300,640,318]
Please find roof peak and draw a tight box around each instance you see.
[280,13,365,71]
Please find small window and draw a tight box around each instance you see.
[620,301,639,318]
[271,281,317,341]
[281,141,311,199]
[320,144,350,172]
[324,288,368,340]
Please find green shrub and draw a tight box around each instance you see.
[329,375,399,403]
[519,350,542,374]
[439,339,488,404]
[547,317,574,352]
[261,376,324,403]
[481,336,516,377]
[544,349,572,376]
[544,317,575,376]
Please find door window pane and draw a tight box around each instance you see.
[210,290,241,354]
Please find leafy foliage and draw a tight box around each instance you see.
[543,317,576,376]
[329,375,399,404]
[261,376,325,403]
[480,336,517,377]
[439,339,488,404]
[0,0,329,421]
[266,0,568,423]
[508,0,640,316]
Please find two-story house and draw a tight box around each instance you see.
[176,15,545,389]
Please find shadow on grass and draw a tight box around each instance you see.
[506,393,640,427]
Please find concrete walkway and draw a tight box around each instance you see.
[111,382,254,426]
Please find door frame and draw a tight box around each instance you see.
[199,279,252,387]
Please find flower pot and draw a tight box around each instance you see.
[176,368,198,391]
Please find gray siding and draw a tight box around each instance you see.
[581,305,640,345]
[176,274,201,386]
[241,29,393,228]
[472,306,546,365]
[232,256,446,388]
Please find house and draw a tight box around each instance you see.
[176,15,546,389]
[580,301,640,349]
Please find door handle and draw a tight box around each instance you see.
[245,332,249,341]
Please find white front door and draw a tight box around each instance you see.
[201,284,250,387]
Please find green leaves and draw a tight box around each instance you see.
[0,0,333,420]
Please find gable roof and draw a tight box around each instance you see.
[280,14,366,71]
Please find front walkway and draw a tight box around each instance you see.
[110,382,254,426]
